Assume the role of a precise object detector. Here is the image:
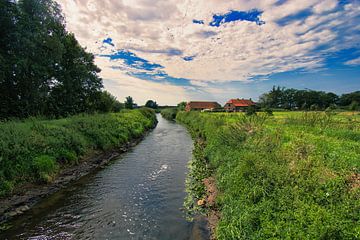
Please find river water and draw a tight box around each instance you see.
[1,115,209,240]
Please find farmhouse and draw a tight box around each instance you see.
[185,101,221,112]
[224,98,256,112]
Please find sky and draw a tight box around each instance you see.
[56,0,360,105]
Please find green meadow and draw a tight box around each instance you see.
[177,111,360,239]
[0,108,156,197]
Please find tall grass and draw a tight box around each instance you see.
[160,108,178,121]
[178,111,360,239]
[0,108,156,197]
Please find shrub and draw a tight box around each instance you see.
[264,107,273,116]
[0,109,157,197]
[178,111,360,239]
[246,106,257,116]
[33,155,58,183]
[161,108,178,120]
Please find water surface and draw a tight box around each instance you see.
[1,115,209,240]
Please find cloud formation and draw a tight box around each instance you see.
[57,0,360,104]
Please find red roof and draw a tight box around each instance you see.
[187,101,221,109]
[226,99,255,107]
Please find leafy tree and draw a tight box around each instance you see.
[0,0,104,119]
[339,91,360,106]
[145,100,158,109]
[177,102,187,111]
[125,96,134,109]
[95,91,123,113]
[259,86,341,111]
[49,33,102,116]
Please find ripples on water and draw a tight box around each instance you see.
[1,115,209,240]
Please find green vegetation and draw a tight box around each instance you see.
[259,86,360,111]
[145,100,158,109]
[0,0,124,119]
[125,96,135,109]
[177,111,360,239]
[161,108,178,121]
[0,108,156,197]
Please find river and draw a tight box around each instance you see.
[0,115,209,240]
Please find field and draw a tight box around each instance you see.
[0,108,156,197]
[177,111,360,239]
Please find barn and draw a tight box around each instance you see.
[224,98,256,112]
[185,101,221,112]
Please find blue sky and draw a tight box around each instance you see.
[58,0,360,105]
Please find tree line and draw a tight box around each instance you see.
[259,86,360,111]
[0,0,124,119]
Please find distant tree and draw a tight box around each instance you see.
[339,91,360,107]
[113,101,124,112]
[145,100,158,109]
[349,101,359,111]
[125,96,134,109]
[259,86,341,111]
[94,91,123,113]
[246,105,257,116]
[177,102,187,111]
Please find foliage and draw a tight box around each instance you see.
[339,91,360,106]
[0,109,156,197]
[33,155,58,183]
[258,86,358,110]
[125,96,135,109]
[177,111,360,239]
[0,0,104,119]
[145,100,158,109]
[160,108,178,121]
[264,107,273,116]
[177,102,187,111]
[245,105,257,116]
[95,91,124,113]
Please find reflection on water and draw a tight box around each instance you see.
[1,115,209,240]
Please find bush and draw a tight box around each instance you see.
[264,107,273,116]
[33,155,58,183]
[246,106,257,116]
[0,109,157,197]
[177,111,360,239]
[161,108,178,120]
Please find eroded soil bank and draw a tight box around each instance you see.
[0,115,210,240]
[0,127,153,226]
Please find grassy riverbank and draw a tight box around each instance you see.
[160,108,178,121]
[0,108,156,197]
[178,111,360,239]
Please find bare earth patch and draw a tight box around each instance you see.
[203,176,220,240]
[0,134,149,226]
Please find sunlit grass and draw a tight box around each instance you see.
[0,108,156,197]
[178,111,360,239]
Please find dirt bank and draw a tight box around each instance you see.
[203,176,220,240]
[0,125,156,227]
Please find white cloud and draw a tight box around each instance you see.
[56,0,360,101]
[345,57,360,66]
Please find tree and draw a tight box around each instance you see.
[339,91,360,107]
[94,91,123,113]
[177,102,187,111]
[0,0,104,119]
[145,100,158,109]
[259,86,342,111]
[49,33,102,116]
[125,96,134,109]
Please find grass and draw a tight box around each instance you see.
[0,108,157,197]
[160,108,178,121]
[177,111,360,239]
